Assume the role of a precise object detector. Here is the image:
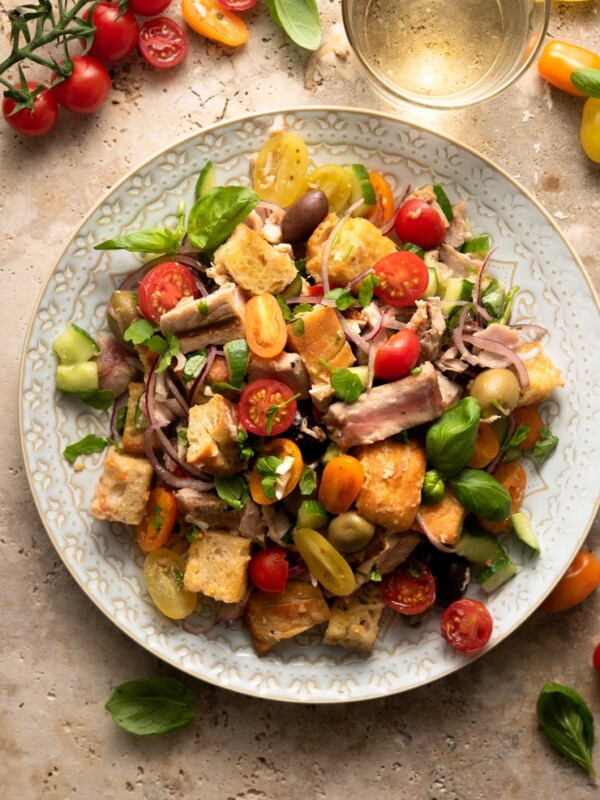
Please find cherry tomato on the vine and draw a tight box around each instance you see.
[52,55,111,114]
[249,546,289,592]
[537,41,600,97]
[139,17,189,69]
[382,561,436,615]
[373,250,429,307]
[2,82,58,136]
[138,262,200,321]
[85,2,140,63]
[394,198,446,250]
[541,550,600,613]
[181,0,249,48]
[374,328,420,381]
[129,0,174,15]
[440,598,493,652]
[238,379,298,437]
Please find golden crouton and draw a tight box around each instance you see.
[354,440,426,531]
[516,343,564,406]
[121,383,148,455]
[286,304,355,384]
[91,447,153,526]
[186,395,244,476]
[189,356,239,405]
[324,583,385,652]
[415,487,466,547]
[306,214,396,287]
[184,531,250,603]
[243,580,331,654]
[210,224,297,296]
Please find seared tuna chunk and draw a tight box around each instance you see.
[160,282,247,335]
[175,488,243,531]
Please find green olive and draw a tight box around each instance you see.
[469,368,520,417]
[107,290,140,346]
[327,512,376,554]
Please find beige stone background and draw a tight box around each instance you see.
[1,1,599,798]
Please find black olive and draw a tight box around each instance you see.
[281,190,329,244]
[429,552,471,608]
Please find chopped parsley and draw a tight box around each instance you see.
[532,425,559,464]
[265,392,300,436]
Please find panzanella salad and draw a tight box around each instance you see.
[55,129,563,655]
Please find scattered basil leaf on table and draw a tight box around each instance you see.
[536,682,596,776]
[105,677,195,736]
[266,0,321,51]
[449,468,511,521]
[571,68,600,99]
[187,187,259,251]
[425,397,481,475]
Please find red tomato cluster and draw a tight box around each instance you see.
[2,1,188,137]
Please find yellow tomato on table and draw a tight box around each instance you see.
[181,0,248,47]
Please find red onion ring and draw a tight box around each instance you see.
[462,333,529,387]
[346,268,374,292]
[362,304,384,342]
[335,309,370,353]
[165,372,190,416]
[143,428,214,491]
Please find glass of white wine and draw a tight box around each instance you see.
[342,0,551,109]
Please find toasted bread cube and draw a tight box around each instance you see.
[210,224,297,296]
[186,394,244,476]
[306,214,396,287]
[91,447,153,526]
[184,531,250,603]
[324,583,385,651]
[286,304,355,385]
[243,580,331,654]
[354,440,426,531]
[416,487,466,547]
[516,343,564,406]
[121,382,148,455]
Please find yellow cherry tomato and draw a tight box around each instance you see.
[249,438,303,505]
[293,528,356,596]
[317,454,364,515]
[366,171,395,224]
[143,549,197,619]
[181,0,248,48]
[581,97,600,163]
[302,165,353,213]
[253,132,309,206]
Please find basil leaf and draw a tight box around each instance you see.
[187,186,259,251]
[154,331,180,374]
[276,294,294,322]
[182,350,208,381]
[214,474,248,510]
[571,68,600,99]
[481,277,505,319]
[105,677,195,736]
[325,287,355,311]
[358,273,380,308]
[116,405,127,435]
[95,227,183,254]
[449,468,511,521]
[293,318,305,335]
[77,389,115,411]
[124,318,156,345]
[536,683,596,776]
[425,397,481,476]
[299,465,318,495]
[422,469,445,504]
[267,0,321,50]
[63,434,110,463]
[532,425,559,464]
[257,455,283,474]
[331,368,364,403]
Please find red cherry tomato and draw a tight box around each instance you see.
[2,82,58,137]
[129,0,173,15]
[238,379,297,437]
[593,642,600,676]
[440,598,493,652]
[394,199,446,250]
[86,2,139,63]
[138,17,189,68]
[374,328,420,381]
[138,262,200,321]
[249,546,289,592]
[307,284,325,296]
[374,251,429,308]
[52,56,111,114]
[218,0,258,8]
[381,561,436,615]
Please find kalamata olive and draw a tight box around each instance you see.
[327,512,376,554]
[429,552,471,608]
[284,405,328,462]
[469,368,520,417]
[107,290,140,346]
[281,189,329,244]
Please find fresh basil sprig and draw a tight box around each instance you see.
[214,474,249,510]
[63,434,112,463]
[266,0,321,51]
[299,465,318,495]
[422,469,445,504]
[123,320,180,374]
[449,468,511,521]
[105,677,196,736]
[330,368,364,404]
[425,397,481,476]
[536,683,596,776]
[571,68,600,99]
[95,228,184,254]
[187,187,259,251]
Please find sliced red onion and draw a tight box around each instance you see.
[362,304,384,342]
[287,563,308,579]
[165,372,190,416]
[462,333,530,387]
[474,249,494,307]
[367,340,379,390]
[143,428,214,491]
[415,512,457,553]
[187,345,217,405]
[487,415,517,475]
[451,307,480,366]
[346,267,374,292]
[335,309,370,353]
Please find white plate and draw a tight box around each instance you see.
[20,107,600,703]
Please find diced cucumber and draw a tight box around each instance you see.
[56,362,99,393]
[53,324,99,365]
[346,366,368,390]
[433,184,454,221]
[347,164,376,216]
[194,160,217,199]
[511,512,540,552]
[296,499,328,530]
[402,242,426,259]
[463,235,491,256]
[456,526,506,565]
[476,555,518,593]
[422,266,439,299]
[224,338,249,387]
[443,277,474,303]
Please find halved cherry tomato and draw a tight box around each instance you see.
[512,405,544,451]
[138,262,200,322]
[382,560,436,615]
[373,328,420,381]
[318,454,364,515]
[307,284,325,296]
[238,379,297,437]
[478,461,526,533]
[394,198,446,250]
[252,132,309,206]
[181,0,248,47]
[468,423,500,468]
[581,98,600,164]
[2,82,58,137]
[52,56,111,114]
[85,2,139,63]
[143,548,196,619]
[538,41,600,97]
[137,487,178,552]
[245,293,287,359]
[440,598,493,652]
[249,545,289,592]
[129,0,173,14]
[541,551,600,612]
[303,165,353,213]
[374,251,429,308]
[366,172,395,225]
[139,17,189,69]
[249,438,303,504]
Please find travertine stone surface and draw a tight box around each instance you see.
[1,2,599,798]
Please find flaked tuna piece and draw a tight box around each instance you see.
[178,317,246,354]
[439,243,482,276]
[247,352,311,399]
[444,201,468,249]
[355,531,421,586]
[322,362,462,448]
[160,282,247,335]
[97,335,138,397]
[406,298,446,362]
[175,488,243,531]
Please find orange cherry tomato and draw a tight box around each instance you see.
[318,455,364,515]
[366,172,395,225]
[245,292,288,359]
[249,438,303,505]
[538,41,600,97]
[542,551,600,612]
[181,0,248,47]
[137,487,178,552]
[513,405,545,450]
[468,423,500,469]
[479,461,526,533]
